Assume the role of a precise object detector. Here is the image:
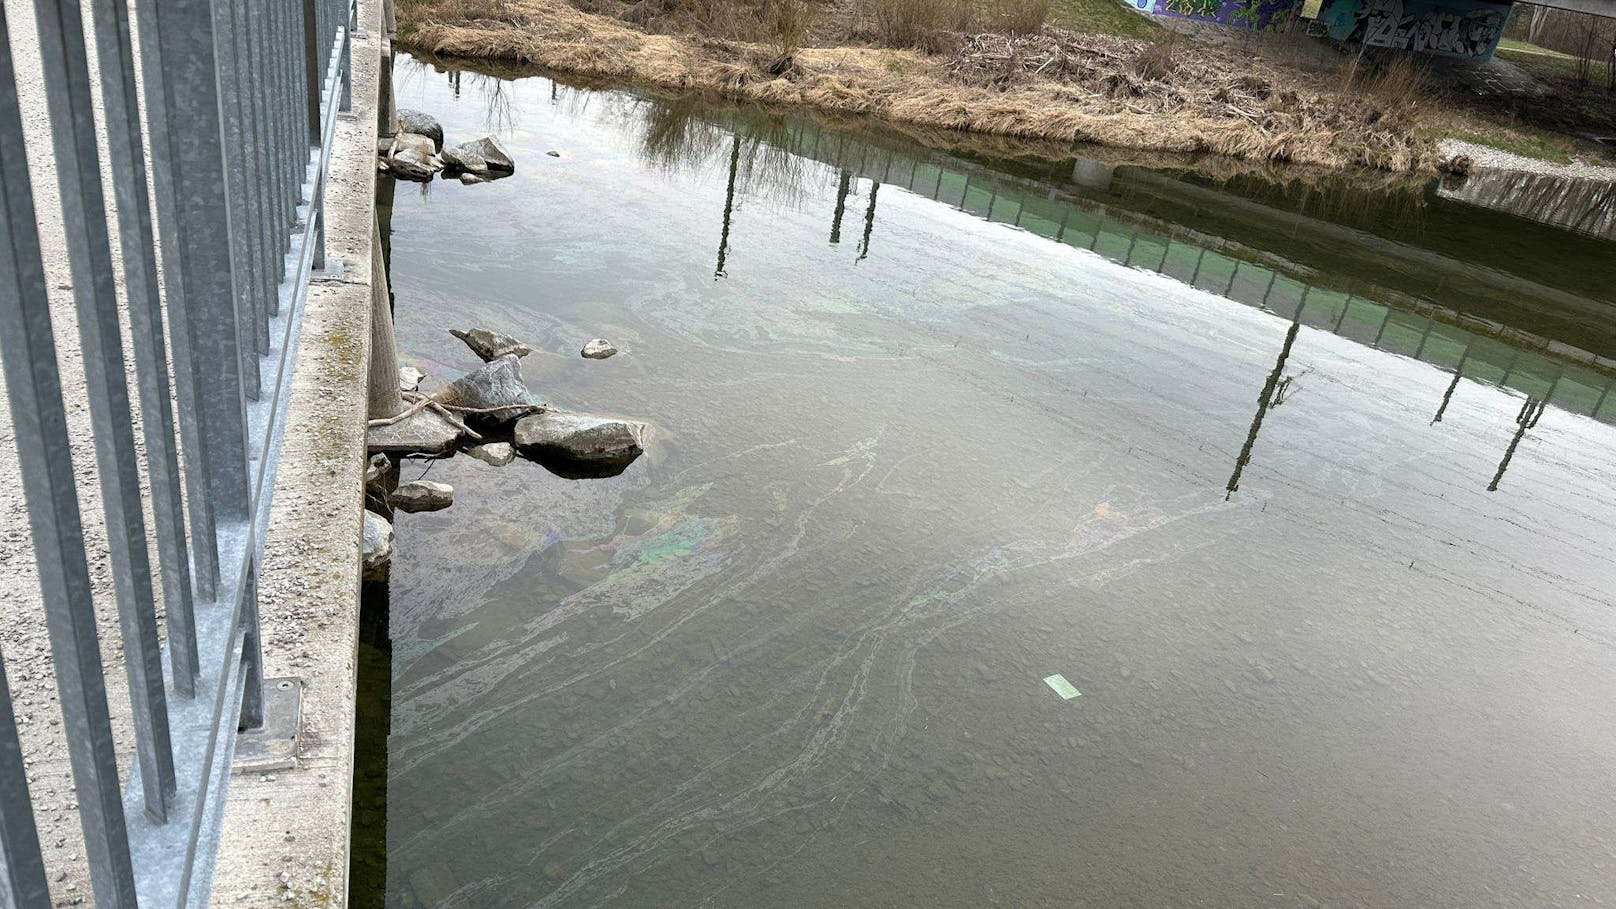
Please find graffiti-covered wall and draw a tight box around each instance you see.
[1131,0,1299,31]
[1317,0,1510,58]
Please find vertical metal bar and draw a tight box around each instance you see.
[34,0,177,823]
[0,16,140,902]
[85,0,202,697]
[313,204,327,271]
[239,564,266,731]
[280,0,303,279]
[150,0,253,523]
[0,650,49,909]
[341,3,353,113]
[223,0,271,369]
[277,0,303,228]
[211,0,264,400]
[265,0,291,340]
[304,0,322,142]
[239,0,274,334]
[135,0,222,601]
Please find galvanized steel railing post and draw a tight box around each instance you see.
[0,9,141,902]
[0,649,49,908]
[153,0,253,523]
[342,0,355,111]
[1,0,358,892]
[213,0,265,401]
[239,565,267,730]
[304,0,323,141]
[134,0,223,603]
[84,0,203,699]
[33,0,179,826]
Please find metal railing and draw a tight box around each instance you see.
[0,0,357,904]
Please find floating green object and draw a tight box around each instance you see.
[1043,674,1081,700]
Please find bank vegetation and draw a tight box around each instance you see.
[398,0,1450,172]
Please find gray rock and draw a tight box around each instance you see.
[580,339,617,359]
[461,136,515,173]
[362,510,393,581]
[391,480,454,513]
[465,441,515,466]
[367,407,462,456]
[399,366,426,393]
[364,453,391,486]
[514,411,646,475]
[397,109,444,151]
[432,354,537,420]
[386,132,440,181]
[458,172,491,186]
[449,327,532,361]
[440,142,489,175]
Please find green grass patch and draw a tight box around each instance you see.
[1048,0,1164,40]
[1418,122,1582,164]
[1496,41,1611,84]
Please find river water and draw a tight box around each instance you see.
[364,54,1616,908]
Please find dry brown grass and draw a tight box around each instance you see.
[766,0,816,58]
[1132,33,1175,81]
[985,0,1050,35]
[858,0,973,52]
[397,0,1440,172]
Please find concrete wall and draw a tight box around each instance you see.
[1318,0,1512,57]
[207,0,386,904]
[1130,0,1300,31]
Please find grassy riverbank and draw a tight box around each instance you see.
[394,0,1600,174]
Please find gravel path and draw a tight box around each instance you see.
[1440,138,1616,183]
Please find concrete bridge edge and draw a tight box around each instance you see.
[209,0,387,903]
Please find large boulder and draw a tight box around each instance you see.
[367,406,462,456]
[397,109,444,152]
[385,132,439,182]
[432,354,537,421]
[514,411,646,478]
[362,510,393,582]
[457,136,515,174]
[391,480,454,513]
[440,142,489,176]
[450,327,532,361]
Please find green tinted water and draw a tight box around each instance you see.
[364,55,1616,908]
